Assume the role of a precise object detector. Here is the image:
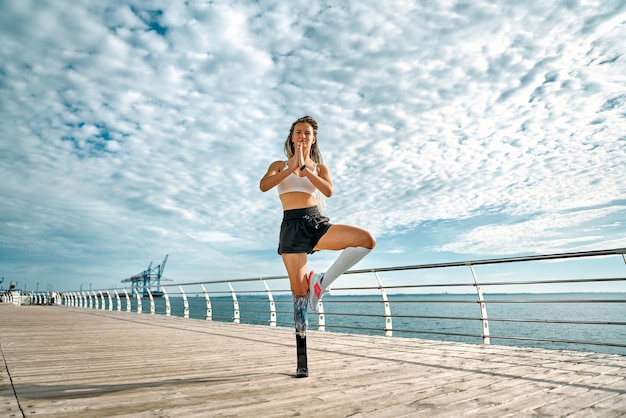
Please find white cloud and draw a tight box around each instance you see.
[1,0,625,291]
[436,206,626,255]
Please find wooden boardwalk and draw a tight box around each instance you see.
[0,305,625,417]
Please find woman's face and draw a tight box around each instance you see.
[292,122,316,148]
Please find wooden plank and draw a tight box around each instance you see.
[0,305,625,417]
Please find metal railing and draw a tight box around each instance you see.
[59,248,626,355]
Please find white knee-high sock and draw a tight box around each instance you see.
[320,247,371,290]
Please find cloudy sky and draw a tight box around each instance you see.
[1,0,625,293]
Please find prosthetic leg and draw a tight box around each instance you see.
[296,332,308,378]
[294,294,308,377]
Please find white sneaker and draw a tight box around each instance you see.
[308,272,327,312]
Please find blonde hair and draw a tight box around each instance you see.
[283,115,324,164]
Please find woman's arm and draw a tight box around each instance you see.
[260,160,294,192]
[302,163,333,197]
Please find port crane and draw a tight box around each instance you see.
[121,255,171,297]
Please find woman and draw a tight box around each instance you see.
[259,115,376,341]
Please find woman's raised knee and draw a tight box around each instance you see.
[362,232,376,250]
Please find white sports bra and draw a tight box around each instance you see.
[277,162,318,195]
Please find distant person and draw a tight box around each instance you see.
[260,115,375,377]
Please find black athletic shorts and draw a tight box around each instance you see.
[278,206,332,255]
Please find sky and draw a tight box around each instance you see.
[1,0,625,294]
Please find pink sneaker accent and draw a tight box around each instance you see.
[308,273,326,312]
[314,282,323,298]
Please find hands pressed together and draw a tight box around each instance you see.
[287,142,308,174]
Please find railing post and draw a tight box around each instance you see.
[134,289,142,313]
[161,287,171,316]
[123,289,131,312]
[114,290,121,311]
[146,289,155,314]
[82,291,87,308]
[107,291,113,311]
[92,291,99,309]
[179,286,189,318]
[317,301,325,332]
[227,283,240,324]
[99,291,106,310]
[375,272,393,337]
[468,264,490,345]
[262,279,276,327]
[200,285,212,321]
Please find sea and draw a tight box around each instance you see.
[127,292,626,356]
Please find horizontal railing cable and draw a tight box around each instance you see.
[55,247,626,355]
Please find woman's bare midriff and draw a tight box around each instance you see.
[280,192,318,210]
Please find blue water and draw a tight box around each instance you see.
[111,292,626,356]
